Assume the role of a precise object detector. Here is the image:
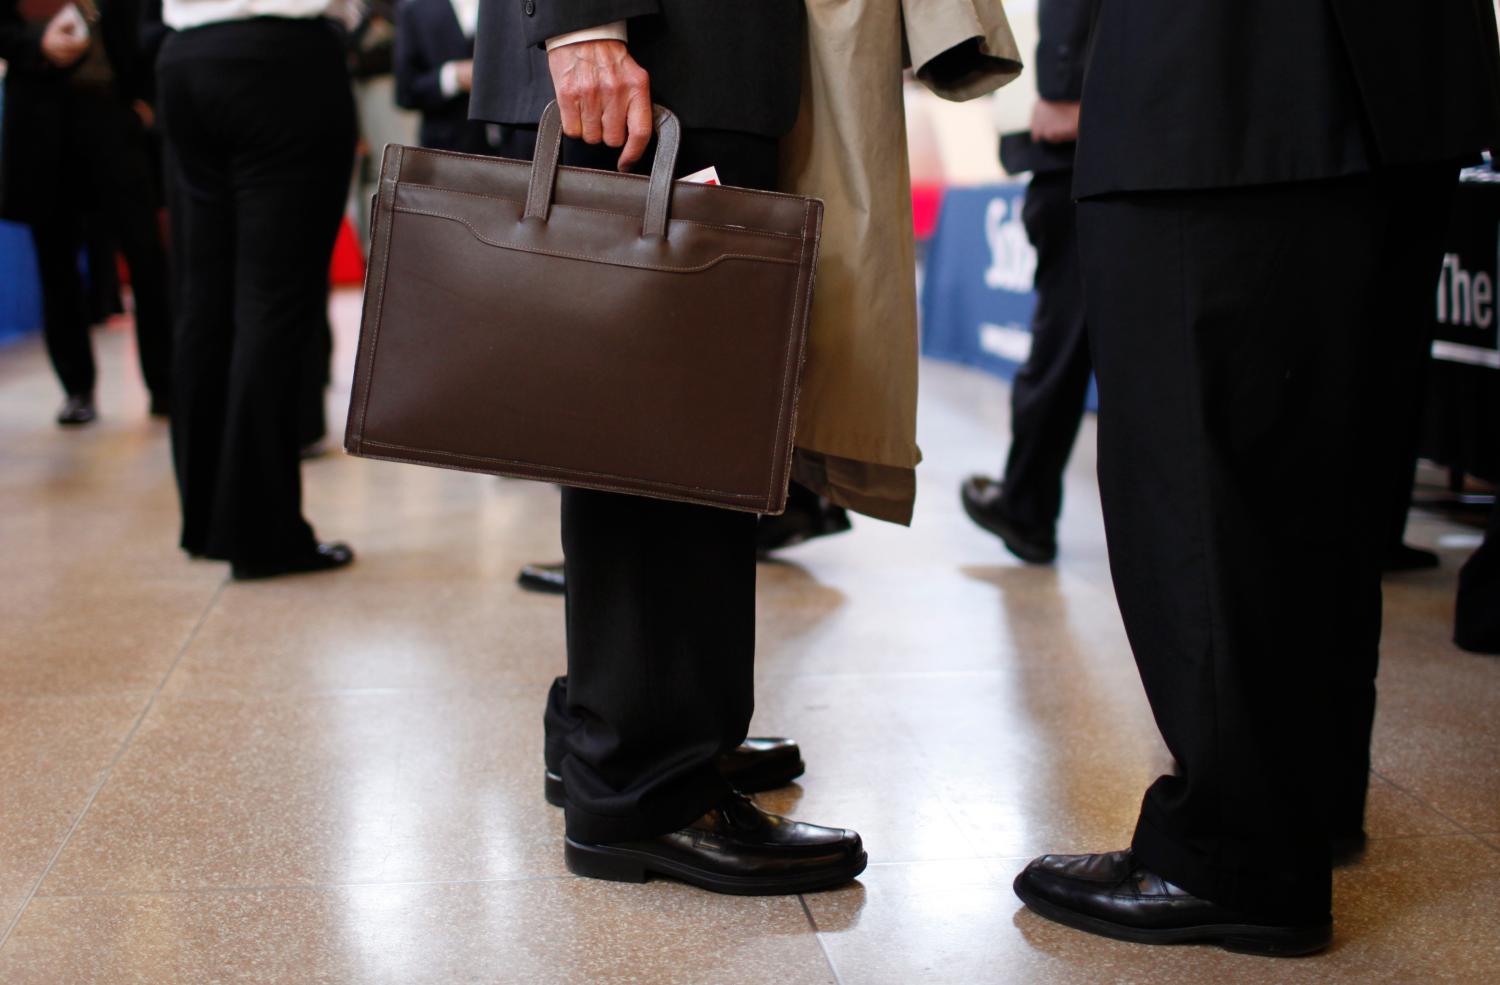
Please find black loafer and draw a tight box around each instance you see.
[57,394,98,427]
[517,561,566,595]
[1382,543,1440,572]
[564,791,866,895]
[545,737,806,808]
[1013,850,1331,956]
[756,499,852,555]
[232,542,355,580]
[960,475,1057,563]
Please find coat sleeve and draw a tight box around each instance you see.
[519,0,658,49]
[394,1,454,112]
[1036,0,1091,101]
[901,0,1023,102]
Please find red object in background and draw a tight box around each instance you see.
[330,215,366,285]
[911,183,945,241]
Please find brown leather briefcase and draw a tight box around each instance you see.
[344,102,823,515]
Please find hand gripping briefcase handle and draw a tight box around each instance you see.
[344,100,824,514]
[526,100,682,239]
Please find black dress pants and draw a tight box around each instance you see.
[31,87,172,401]
[157,18,356,563]
[544,128,775,844]
[999,170,1091,533]
[1077,165,1456,922]
[1456,499,1500,653]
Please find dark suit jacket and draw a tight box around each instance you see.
[1074,0,1500,198]
[468,0,802,138]
[395,0,496,151]
[0,0,153,222]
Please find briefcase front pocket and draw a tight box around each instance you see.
[346,103,823,514]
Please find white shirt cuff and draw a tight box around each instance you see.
[544,22,628,51]
[439,61,462,98]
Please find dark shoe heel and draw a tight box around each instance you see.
[543,770,567,808]
[565,839,649,884]
[1221,923,1332,957]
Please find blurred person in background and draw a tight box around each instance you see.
[1455,494,1500,654]
[961,0,1091,564]
[156,0,357,579]
[0,0,172,426]
[394,0,504,154]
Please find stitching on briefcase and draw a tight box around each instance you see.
[354,149,404,447]
[764,197,810,513]
[392,206,799,273]
[408,185,805,242]
[360,439,764,500]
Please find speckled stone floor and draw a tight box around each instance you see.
[1,290,1496,984]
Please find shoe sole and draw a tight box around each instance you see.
[960,490,1056,564]
[1013,874,1331,957]
[565,837,868,896]
[544,759,807,810]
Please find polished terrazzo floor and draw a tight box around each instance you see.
[1,290,1497,984]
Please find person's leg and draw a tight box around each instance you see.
[1072,179,1387,925]
[552,128,773,843]
[1327,163,1460,832]
[1456,495,1500,654]
[30,219,95,402]
[997,170,1092,533]
[206,41,355,565]
[105,120,175,410]
[157,52,238,556]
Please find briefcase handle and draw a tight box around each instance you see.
[524,100,682,240]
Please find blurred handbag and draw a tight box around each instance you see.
[344,101,823,514]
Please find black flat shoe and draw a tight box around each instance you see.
[960,475,1057,563]
[517,561,566,595]
[231,542,355,580]
[564,791,866,895]
[545,737,806,808]
[1013,850,1331,957]
[1382,543,1440,572]
[756,499,852,555]
[57,394,98,427]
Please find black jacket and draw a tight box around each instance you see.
[0,0,153,222]
[395,0,498,152]
[1074,0,1500,198]
[468,0,802,138]
[1036,0,1090,103]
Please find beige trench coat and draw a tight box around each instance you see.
[781,0,1022,524]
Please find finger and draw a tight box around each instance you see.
[557,91,583,139]
[579,83,604,145]
[618,86,653,172]
[599,71,629,149]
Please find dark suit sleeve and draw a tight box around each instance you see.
[1036,0,1092,101]
[395,1,456,112]
[0,1,52,73]
[519,0,659,49]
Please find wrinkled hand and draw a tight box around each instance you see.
[41,7,90,68]
[1030,99,1081,144]
[454,59,474,93]
[547,39,652,171]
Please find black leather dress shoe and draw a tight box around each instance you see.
[1382,543,1440,572]
[756,498,852,555]
[57,394,98,427]
[545,737,806,808]
[1014,850,1331,956]
[231,542,355,580]
[960,476,1057,563]
[564,791,866,895]
[517,561,566,595]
